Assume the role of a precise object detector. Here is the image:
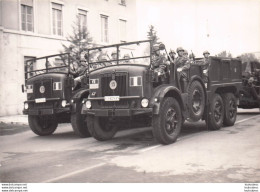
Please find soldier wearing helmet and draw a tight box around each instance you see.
[175,47,191,92]
[70,57,88,90]
[168,49,176,62]
[201,50,211,85]
[152,43,168,83]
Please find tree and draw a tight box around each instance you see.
[216,51,232,58]
[147,25,161,46]
[237,53,258,63]
[61,16,95,65]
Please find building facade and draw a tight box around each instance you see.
[0,0,137,116]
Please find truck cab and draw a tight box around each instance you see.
[22,53,90,137]
[81,40,242,144]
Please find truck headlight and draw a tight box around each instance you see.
[86,100,92,109]
[61,100,67,107]
[24,103,29,109]
[141,98,149,108]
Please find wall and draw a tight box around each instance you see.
[0,0,137,116]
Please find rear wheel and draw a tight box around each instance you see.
[187,80,205,121]
[152,97,182,145]
[206,94,224,130]
[71,101,91,138]
[87,116,118,141]
[223,93,237,126]
[28,115,58,136]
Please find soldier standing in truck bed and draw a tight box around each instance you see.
[201,50,210,85]
[175,47,191,92]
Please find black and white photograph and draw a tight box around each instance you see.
[0,0,260,191]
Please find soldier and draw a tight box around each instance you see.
[70,58,88,90]
[168,49,176,63]
[122,53,132,64]
[111,50,120,65]
[152,44,168,83]
[175,47,191,92]
[202,50,210,85]
[183,50,189,59]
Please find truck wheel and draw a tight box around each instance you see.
[223,93,237,126]
[206,94,224,130]
[152,97,182,145]
[187,80,205,121]
[71,102,91,138]
[28,115,58,136]
[87,116,118,141]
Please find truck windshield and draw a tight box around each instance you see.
[25,53,71,80]
[88,40,151,71]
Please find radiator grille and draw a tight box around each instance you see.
[100,72,128,108]
[101,73,127,96]
[34,79,52,98]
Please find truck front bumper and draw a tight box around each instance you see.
[82,108,153,116]
[23,107,70,115]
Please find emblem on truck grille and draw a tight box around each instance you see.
[109,80,117,90]
[39,85,45,93]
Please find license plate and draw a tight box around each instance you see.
[35,98,46,103]
[104,96,120,101]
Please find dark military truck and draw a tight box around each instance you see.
[238,61,260,109]
[81,40,242,144]
[22,53,90,137]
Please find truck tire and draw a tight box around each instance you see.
[206,93,224,130]
[223,93,237,126]
[28,115,58,136]
[71,102,91,138]
[87,116,118,141]
[152,97,182,145]
[187,80,205,121]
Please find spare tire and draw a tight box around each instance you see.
[187,80,205,121]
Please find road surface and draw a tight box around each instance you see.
[0,109,260,183]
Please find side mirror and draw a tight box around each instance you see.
[159,44,165,50]
[21,84,24,93]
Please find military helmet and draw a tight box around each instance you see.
[153,44,160,52]
[111,51,117,56]
[123,54,130,59]
[169,49,176,54]
[203,50,210,55]
[176,47,184,53]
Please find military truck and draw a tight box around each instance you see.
[81,40,242,144]
[22,53,90,137]
[238,61,260,109]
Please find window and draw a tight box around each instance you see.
[101,15,108,43]
[119,0,126,6]
[78,9,87,30]
[52,3,63,36]
[21,0,33,32]
[119,19,127,42]
[24,56,36,79]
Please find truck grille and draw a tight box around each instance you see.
[101,73,127,96]
[34,79,52,98]
[100,72,128,108]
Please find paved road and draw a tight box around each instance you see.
[0,109,260,183]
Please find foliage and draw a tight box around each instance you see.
[147,25,161,47]
[237,53,259,63]
[61,16,95,65]
[215,51,232,58]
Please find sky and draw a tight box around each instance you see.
[136,0,260,57]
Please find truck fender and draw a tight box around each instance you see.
[70,89,89,114]
[149,85,184,115]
